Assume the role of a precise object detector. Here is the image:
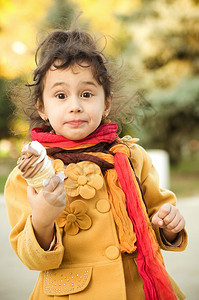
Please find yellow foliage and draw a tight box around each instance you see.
[72,0,139,35]
[69,0,140,58]
[0,0,140,78]
[0,0,52,78]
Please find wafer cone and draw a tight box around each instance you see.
[26,159,55,193]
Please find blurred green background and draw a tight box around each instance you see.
[0,0,198,197]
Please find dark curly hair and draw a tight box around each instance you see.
[13,26,141,137]
[22,29,118,132]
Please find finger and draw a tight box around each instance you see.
[158,203,172,219]
[168,218,185,233]
[173,219,185,233]
[152,214,164,227]
[53,180,65,194]
[49,181,66,199]
[164,213,181,230]
[43,176,61,192]
[27,185,37,198]
[162,209,177,225]
[43,181,66,207]
[43,191,66,207]
[57,192,67,207]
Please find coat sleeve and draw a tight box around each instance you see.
[4,166,64,271]
[129,143,188,251]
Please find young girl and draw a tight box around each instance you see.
[5,28,187,300]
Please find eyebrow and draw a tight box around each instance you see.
[81,81,98,88]
[50,80,98,90]
[51,82,68,89]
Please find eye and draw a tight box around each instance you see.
[55,92,66,100]
[81,91,93,98]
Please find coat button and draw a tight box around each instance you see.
[96,199,110,213]
[105,246,120,260]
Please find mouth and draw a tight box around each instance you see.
[66,120,87,126]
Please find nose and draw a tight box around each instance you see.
[69,96,83,113]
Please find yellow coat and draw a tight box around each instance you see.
[4,143,187,299]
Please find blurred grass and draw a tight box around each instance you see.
[0,156,198,197]
[170,156,199,199]
[0,158,17,194]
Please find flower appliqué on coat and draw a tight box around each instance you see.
[121,135,139,146]
[64,161,104,199]
[52,159,65,173]
[57,200,92,235]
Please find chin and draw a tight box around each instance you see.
[66,134,87,141]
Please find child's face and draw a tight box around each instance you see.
[39,63,111,140]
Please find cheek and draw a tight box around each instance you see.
[91,106,104,120]
[45,106,60,126]
[45,102,58,116]
[96,99,106,113]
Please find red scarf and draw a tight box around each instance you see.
[31,123,176,300]
[114,153,176,300]
[31,123,118,148]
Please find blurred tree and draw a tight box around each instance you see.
[42,0,77,30]
[0,0,51,78]
[0,0,77,139]
[71,0,138,56]
[143,77,199,163]
[117,0,199,163]
[0,78,15,138]
[0,0,53,139]
[1,0,199,165]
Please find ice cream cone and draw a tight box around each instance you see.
[26,159,55,192]
[18,141,55,192]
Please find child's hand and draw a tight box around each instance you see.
[28,176,66,227]
[27,176,66,250]
[152,203,185,242]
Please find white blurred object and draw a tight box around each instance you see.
[12,41,27,55]
[43,171,65,187]
[147,149,170,189]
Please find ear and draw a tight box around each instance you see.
[103,93,113,118]
[36,99,48,122]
